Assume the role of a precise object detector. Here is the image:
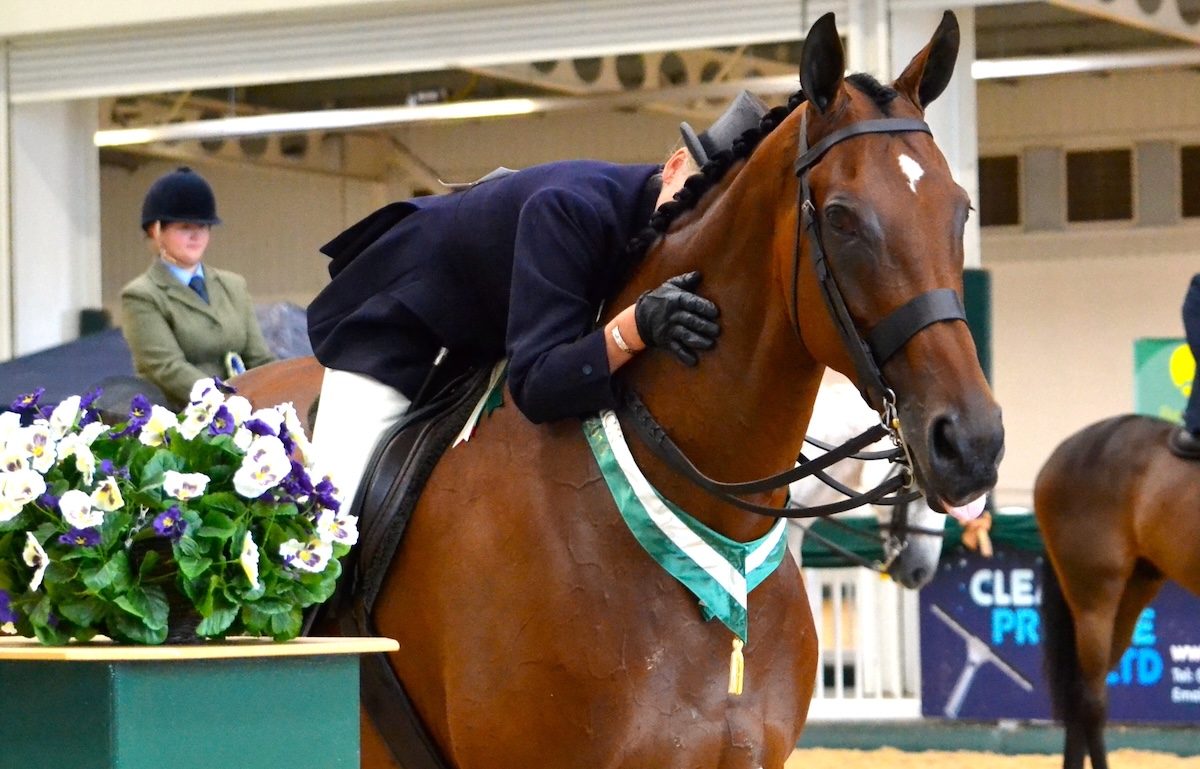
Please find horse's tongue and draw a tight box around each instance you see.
[945,494,987,523]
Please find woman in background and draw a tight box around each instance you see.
[120,166,275,408]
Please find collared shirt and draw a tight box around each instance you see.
[160,259,205,287]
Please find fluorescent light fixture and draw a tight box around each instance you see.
[94,77,800,148]
[95,97,542,147]
[972,47,1200,80]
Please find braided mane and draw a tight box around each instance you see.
[624,90,808,261]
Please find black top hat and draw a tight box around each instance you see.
[679,91,771,167]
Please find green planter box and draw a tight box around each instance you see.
[0,637,396,769]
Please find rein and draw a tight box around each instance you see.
[796,464,945,573]
[618,96,969,521]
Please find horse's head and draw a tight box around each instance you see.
[788,12,1003,520]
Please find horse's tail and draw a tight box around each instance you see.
[1041,554,1079,724]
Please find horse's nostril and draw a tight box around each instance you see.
[930,414,960,464]
[910,567,927,586]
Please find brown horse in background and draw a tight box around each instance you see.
[228,354,322,435]
[238,12,1003,768]
[1036,415,1200,769]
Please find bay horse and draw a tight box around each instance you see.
[240,11,1003,768]
[1035,414,1200,769]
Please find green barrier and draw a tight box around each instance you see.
[800,512,1043,569]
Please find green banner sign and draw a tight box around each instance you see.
[1133,338,1193,423]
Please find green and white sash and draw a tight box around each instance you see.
[583,410,788,642]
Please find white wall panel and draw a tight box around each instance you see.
[9,0,839,104]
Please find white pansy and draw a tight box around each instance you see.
[0,411,22,442]
[59,488,104,529]
[178,394,223,440]
[279,538,333,573]
[189,378,225,409]
[18,424,56,474]
[4,469,46,508]
[22,533,48,591]
[316,509,359,546]
[139,406,178,447]
[0,448,28,473]
[232,435,291,498]
[78,421,109,446]
[224,396,253,426]
[232,427,253,451]
[239,532,261,590]
[162,470,209,501]
[91,477,124,511]
[58,435,96,486]
[48,396,81,440]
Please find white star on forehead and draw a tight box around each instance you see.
[898,153,924,193]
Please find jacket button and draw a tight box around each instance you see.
[582,364,593,376]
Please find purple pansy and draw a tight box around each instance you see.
[77,388,104,427]
[208,405,236,436]
[278,460,314,500]
[212,377,236,395]
[313,477,341,513]
[0,590,16,624]
[243,418,277,437]
[37,492,59,513]
[11,388,44,415]
[111,394,153,439]
[59,528,101,548]
[153,506,187,542]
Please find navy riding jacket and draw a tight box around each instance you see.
[307,160,662,423]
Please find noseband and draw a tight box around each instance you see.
[619,98,968,520]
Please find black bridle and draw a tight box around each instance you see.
[617,98,968,520]
[794,463,946,574]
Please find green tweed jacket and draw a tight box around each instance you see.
[120,260,276,408]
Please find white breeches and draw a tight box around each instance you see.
[310,368,411,510]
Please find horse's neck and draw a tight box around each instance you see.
[614,139,823,542]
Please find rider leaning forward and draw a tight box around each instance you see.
[306,91,769,505]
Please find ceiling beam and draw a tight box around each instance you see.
[1048,0,1200,44]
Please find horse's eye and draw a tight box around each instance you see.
[824,204,856,235]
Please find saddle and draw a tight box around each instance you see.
[316,363,495,769]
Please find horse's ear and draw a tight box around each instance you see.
[893,10,960,110]
[800,13,845,114]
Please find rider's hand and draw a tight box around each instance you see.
[634,272,721,366]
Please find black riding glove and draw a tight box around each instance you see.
[633,271,721,367]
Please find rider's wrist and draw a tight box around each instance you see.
[612,324,637,355]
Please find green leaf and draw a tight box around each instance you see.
[177,554,213,580]
[57,596,106,627]
[141,585,170,630]
[111,611,167,645]
[195,606,237,637]
[139,449,184,492]
[197,511,237,541]
[201,491,244,515]
[82,552,132,593]
[268,608,303,641]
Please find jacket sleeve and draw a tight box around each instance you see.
[227,273,277,369]
[120,284,209,407]
[505,187,618,424]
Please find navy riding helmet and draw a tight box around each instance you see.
[140,166,222,232]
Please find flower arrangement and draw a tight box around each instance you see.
[0,378,355,645]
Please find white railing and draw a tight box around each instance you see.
[803,567,923,720]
